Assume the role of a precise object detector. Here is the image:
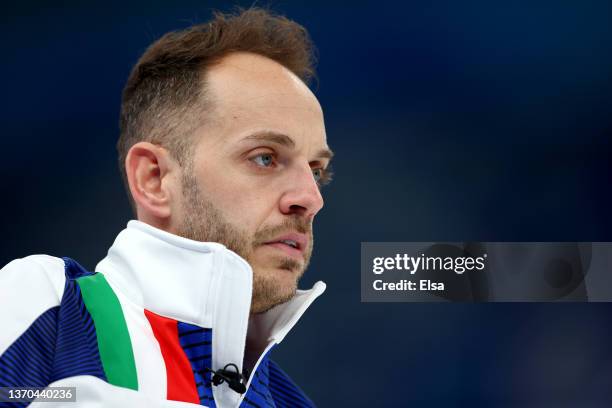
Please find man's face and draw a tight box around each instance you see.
[174,52,331,314]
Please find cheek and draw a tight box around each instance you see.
[192,148,285,232]
[198,169,277,233]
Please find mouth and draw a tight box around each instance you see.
[262,232,307,260]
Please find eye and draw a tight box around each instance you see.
[312,165,334,187]
[251,153,275,167]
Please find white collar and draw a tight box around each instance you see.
[95,220,325,406]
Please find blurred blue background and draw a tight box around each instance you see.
[2,0,612,406]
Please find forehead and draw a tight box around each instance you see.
[202,52,327,149]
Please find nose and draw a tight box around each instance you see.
[279,164,324,218]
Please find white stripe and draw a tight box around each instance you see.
[0,255,66,355]
[210,246,252,408]
[105,274,168,399]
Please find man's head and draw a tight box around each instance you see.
[118,8,333,313]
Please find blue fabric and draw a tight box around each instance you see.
[241,350,276,408]
[0,258,106,407]
[62,257,97,280]
[177,322,216,406]
[176,322,314,407]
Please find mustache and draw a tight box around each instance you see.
[253,216,312,245]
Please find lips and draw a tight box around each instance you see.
[262,232,308,259]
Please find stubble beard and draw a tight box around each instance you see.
[176,171,313,314]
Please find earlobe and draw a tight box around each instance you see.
[125,142,175,219]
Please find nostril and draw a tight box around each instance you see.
[288,204,308,215]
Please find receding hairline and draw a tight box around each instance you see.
[203,50,320,108]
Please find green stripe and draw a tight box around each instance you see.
[77,273,138,390]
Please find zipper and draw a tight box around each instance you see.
[236,341,276,406]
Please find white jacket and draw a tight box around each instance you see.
[0,220,325,407]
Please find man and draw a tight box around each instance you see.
[0,8,333,407]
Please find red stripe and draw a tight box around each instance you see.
[144,309,200,404]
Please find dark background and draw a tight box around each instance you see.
[2,1,612,406]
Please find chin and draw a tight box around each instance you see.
[250,263,301,313]
[264,268,300,293]
[251,286,297,314]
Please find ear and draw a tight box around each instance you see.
[125,142,177,220]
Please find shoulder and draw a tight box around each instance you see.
[1,254,67,292]
[0,255,68,354]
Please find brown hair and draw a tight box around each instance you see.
[117,7,316,209]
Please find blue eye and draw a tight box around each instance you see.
[313,166,333,187]
[252,154,274,167]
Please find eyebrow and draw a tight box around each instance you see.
[243,131,295,148]
[241,130,334,161]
